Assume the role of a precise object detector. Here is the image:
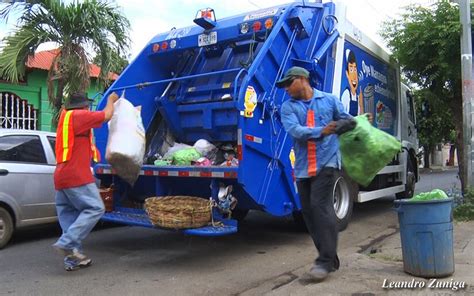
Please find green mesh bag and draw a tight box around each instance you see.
[339,115,401,186]
[410,189,448,201]
[172,148,201,165]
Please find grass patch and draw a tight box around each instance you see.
[453,188,474,221]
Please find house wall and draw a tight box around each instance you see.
[0,69,104,132]
[431,143,458,167]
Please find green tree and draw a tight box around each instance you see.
[413,88,455,168]
[381,1,467,191]
[93,49,129,75]
[0,0,130,125]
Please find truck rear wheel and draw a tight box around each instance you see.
[396,159,416,199]
[333,171,356,231]
[231,209,249,222]
[292,211,307,232]
[293,171,356,232]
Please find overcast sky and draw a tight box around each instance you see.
[0,0,436,61]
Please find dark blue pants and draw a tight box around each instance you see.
[297,167,338,271]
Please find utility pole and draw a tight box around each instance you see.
[459,0,473,188]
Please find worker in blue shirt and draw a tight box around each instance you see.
[277,66,352,282]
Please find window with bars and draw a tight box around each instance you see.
[0,92,38,130]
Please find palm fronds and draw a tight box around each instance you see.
[0,0,131,126]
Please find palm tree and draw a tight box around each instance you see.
[0,0,130,125]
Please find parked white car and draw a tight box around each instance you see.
[0,129,57,248]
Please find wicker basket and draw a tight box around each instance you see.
[99,187,114,212]
[144,196,211,229]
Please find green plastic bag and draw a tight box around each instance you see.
[339,115,401,186]
[410,189,448,201]
[154,159,172,166]
[172,148,201,165]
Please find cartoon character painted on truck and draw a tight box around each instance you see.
[340,49,364,116]
[339,41,398,137]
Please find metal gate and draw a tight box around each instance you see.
[0,92,38,130]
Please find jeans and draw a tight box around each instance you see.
[296,167,338,271]
[53,183,105,251]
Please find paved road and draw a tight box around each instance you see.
[0,169,457,296]
[415,168,460,194]
[1,207,399,296]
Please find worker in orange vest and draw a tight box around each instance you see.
[52,91,118,271]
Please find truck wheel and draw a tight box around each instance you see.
[396,160,416,199]
[333,171,356,232]
[231,209,249,221]
[0,207,14,249]
[292,171,356,232]
[292,211,307,232]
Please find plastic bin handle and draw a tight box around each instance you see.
[392,202,403,213]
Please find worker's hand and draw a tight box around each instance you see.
[365,113,373,123]
[322,121,337,136]
[108,92,119,103]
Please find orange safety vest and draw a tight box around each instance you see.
[306,110,317,177]
[56,110,101,164]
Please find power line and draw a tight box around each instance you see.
[247,0,261,9]
[362,0,393,20]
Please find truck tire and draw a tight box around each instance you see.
[231,209,249,222]
[333,171,356,232]
[0,207,14,249]
[293,171,356,232]
[396,159,416,199]
[292,211,307,232]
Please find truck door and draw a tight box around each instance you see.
[403,88,417,146]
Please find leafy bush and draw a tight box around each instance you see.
[453,188,474,221]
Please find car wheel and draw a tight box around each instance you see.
[396,159,416,199]
[0,207,14,249]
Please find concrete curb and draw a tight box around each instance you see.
[419,166,458,174]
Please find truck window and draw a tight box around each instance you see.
[0,135,47,164]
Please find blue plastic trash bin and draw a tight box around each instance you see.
[394,198,454,278]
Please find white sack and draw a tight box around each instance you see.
[106,96,145,185]
[193,139,216,157]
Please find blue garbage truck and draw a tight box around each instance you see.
[93,1,419,236]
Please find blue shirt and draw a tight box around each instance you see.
[281,88,352,179]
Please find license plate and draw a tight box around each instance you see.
[198,31,217,47]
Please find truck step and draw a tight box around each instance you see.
[101,207,238,236]
[101,207,154,228]
[183,219,238,237]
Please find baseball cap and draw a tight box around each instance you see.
[275,66,310,88]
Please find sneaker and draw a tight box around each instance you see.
[63,250,92,271]
[300,265,329,283]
